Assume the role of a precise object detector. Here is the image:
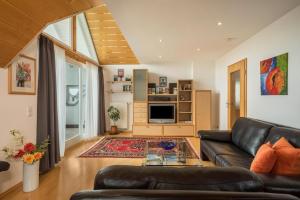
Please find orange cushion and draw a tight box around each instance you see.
[250,142,277,173]
[272,137,300,176]
[272,137,294,150]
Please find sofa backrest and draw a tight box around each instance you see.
[94,165,263,192]
[265,126,300,148]
[232,118,273,156]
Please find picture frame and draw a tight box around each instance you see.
[66,85,79,106]
[159,76,167,87]
[8,54,36,95]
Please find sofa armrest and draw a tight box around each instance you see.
[0,161,10,172]
[198,130,232,142]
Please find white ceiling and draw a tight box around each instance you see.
[104,0,300,64]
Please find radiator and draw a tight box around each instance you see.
[109,102,129,130]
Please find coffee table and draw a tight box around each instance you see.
[142,140,202,166]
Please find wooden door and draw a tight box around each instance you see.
[195,90,212,133]
[227,59,247,129]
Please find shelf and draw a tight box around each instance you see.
[106,90,132,94]
[179,101,192,103]
[148,101,177,103]
[179,90,192,92]
[107,81,132,84]
[148,94,177,96]
[179,112,192,114]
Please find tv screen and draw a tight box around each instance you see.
[149,104,175,123]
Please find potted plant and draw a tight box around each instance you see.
[107,106,120,135]
[2,129,49,192]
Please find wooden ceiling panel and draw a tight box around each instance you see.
[85,5,139,65]
[0,0,102,68]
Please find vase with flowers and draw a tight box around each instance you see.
[2,129,49,192]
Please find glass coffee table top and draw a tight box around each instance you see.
[142,140,202,166]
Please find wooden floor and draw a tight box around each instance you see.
[1,134,212,200]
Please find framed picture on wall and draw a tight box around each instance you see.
[8,54,36,95]
[260,53,288,95]
[159,76,167,87]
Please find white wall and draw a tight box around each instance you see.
[215,6,300,129]
[103,62,217,130]
[0,39,38,193]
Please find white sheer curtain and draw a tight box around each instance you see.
[83,62,99,138]
[54,45,66,157]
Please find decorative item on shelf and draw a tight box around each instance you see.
[159,87,164,94]
[8,54,36,95]
[117,69,124,81]
[148,83,156,94]
[181,84,192,90]
[155,86,160,94]
[123,85,132,92]
[113,75,118,81]
[2,130,49,192]
[159,141,176,150]
[169,83,177,94]
[260,53,288,95]
[173,88,178,95]
[180,95,185,101]
[159,76,168,87]
[107,106,120,135]
[125,76,132,81]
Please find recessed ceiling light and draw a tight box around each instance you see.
[196,48,201,52]
[158,55,162,59]
[159,39,163,43]
[217,22,223,26]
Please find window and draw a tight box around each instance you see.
[44,18,72,47]
[76,13,98,62]
[43,14,99,63]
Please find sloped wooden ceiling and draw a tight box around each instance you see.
[0,0,102,68]
[85,4,139,65]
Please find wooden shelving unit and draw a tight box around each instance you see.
[107,80,132,94]
[178,80,193,123]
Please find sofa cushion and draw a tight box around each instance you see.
[270,137,300,176]
[216,154,253,169]
[250,142,277,173]
[201,140,249,163]
[232,118,273,156]
[257,173,300,197]
[265,126,300,148]
[94,165,264,192]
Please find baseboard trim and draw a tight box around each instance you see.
[0,181,22,198]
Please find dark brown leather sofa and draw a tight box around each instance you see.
[199,117,300,197]
[70,165,299,200]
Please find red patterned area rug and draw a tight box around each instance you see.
[79,137,199,159]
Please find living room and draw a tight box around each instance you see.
[0,0,299,200]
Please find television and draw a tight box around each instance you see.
[149,104,176,123]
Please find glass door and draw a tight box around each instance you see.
[65,61,87,141]
[227,59,247,129]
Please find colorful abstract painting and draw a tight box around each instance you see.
[260,53,288,95]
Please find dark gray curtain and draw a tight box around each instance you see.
[37,35,60,173]
[98,67,106,135]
